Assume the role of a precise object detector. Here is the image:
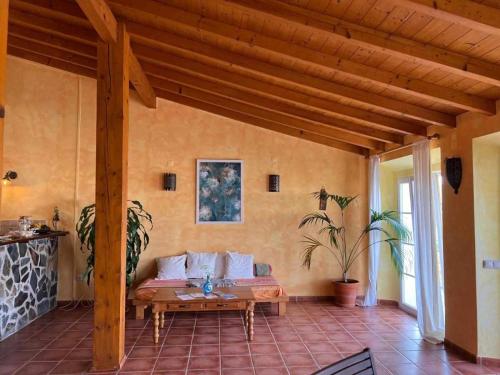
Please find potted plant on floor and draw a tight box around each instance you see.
[299,192,410,307]
[76,200,153,288]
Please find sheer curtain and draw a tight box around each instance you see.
[363,155,381,306]
[412,141,445,343]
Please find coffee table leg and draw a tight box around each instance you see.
[160,312,165,328]
[248,302,255,341]
[153,312,160,344]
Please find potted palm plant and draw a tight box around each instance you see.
[299,192,410,307]
[76,200,153,288]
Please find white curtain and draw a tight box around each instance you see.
[412,141,445,343]
[363,155,381,306]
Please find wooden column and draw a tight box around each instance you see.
[93,23,129,371]
[0,0,9,210]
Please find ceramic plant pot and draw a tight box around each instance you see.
[333,279,359,307]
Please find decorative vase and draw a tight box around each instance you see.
[202,275,213,295]
[333,279,359,307]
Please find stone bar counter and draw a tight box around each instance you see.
[0,231,67,341]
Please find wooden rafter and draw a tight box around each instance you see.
[222,0,500,89]
[7,38,371,153]
[9,1,472,125]
[398,0,500,39]
[106,0,494,117]
[6,9,427,136]
[7,31,402,144]
[75,0,156,108]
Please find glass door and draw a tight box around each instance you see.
[398,177,417,313]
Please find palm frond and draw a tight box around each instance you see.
[301,235,325,269]
[329,195,358,210]
[298,212,332,229]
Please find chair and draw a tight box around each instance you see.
[312,348,377,375]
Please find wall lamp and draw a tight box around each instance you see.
[268,175,280,192]
[2,170,17,186]
[164,173,176,191]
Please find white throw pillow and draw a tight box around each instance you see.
[214,252,226,279]
[225,251,254,279]
[186,251,217,278]
[156,255,187,280]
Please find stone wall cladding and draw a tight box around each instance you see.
[0,237,58,340]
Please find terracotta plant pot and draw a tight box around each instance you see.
[333,279,359,307]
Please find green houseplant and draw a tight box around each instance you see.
[76,200,153,288]
[299,192,410,307]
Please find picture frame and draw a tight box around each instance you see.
[196,159,244,224]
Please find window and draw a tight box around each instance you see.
[398,177,416,312]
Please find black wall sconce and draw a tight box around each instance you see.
[2,170,17,186]
[445,157,462,194]
[164,173,176,191]
[268,175,280,192]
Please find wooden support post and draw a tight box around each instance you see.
[93,23,129,371]
[0,0,9,210]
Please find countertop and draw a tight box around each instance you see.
[0,231,69,246]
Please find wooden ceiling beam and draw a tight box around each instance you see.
[145,70,384,150]
[75,0,156,108]
[7,40,372,153]
[127,25,427,136]
[154,88,368,156]
[223,0,500,89]
[108,0,459,125]
[76,0,117,43]
[6,28,401,144]
[113,0,493,115]
[10,0,461,125]
[398,0,500,39]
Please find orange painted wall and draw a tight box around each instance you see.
[435,104,500,356]
[1,57,369,300]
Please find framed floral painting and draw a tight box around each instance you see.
[196,159,243,224]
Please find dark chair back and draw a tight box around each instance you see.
[312,348,377,375]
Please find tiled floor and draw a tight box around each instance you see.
[0,301,498,375]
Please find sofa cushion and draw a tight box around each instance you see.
[214,252,226,279]
[156,255,187,280]
[186,251,217,278]
[225,251,254,279]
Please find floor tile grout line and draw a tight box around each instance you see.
[152,312,174,375]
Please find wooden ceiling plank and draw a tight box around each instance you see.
[8,35,96,69]
[127,22,428,135]
[397,0,500,39]
[8,45,96,79]
[75,0,118,43]
[108,0,459,124]
[8,23,96,59]
[9,1,496,115]
[154,88,368,155]
[223,0,500,87]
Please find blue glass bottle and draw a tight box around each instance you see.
[202,274,213,295]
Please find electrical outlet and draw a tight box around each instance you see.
[482,259,500,269]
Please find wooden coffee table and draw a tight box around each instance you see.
[151,287,256,344]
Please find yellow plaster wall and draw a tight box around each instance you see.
[2,57,369,300]
[472,136,500,359]
[436,106,500,356]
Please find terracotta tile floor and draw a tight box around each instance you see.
[0,302,498,375]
